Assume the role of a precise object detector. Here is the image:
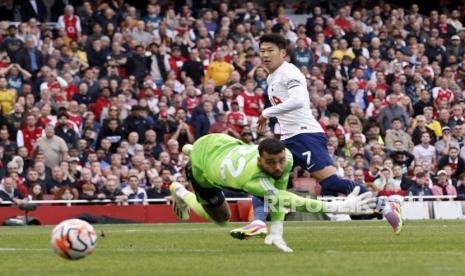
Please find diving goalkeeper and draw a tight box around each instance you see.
[170,134,375,252]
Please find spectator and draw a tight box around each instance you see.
[209,112,240,138]
[432,170,458,201]
[390,141,415,175]
[407,172,434,200]
[384,118,413,151]
[144,130,162,159]
[54,186,76,200]
[435,126,460,158]
[46,166,76,196]
[122,175,147,205]
[0,77,16,116]
[24,168,45,192]
[378,94,410,134]
[79,182,98,201]
[437,147,465,179]
[292,38,314,70]
[327,90,350,124]
[424,107,442,139]
[411,115,437,145]
[236,80,264,130]
[16,36,44,75]
[146,176,169,199]
[372,167,396,194]
[171,109,194,146]
[1,26,23,63]
[57,5,81,42]
[34,124,68,169]
[181,49,204,87]
[0,128,17,159]
[124,106,150,143]
[205,49,233,88]
[98,175,127,203]
[391,164,410,194]
[18,0,47,23]
[226,100,248,133]
[54,113,79,150]
[126,45,149,83]
[28,182,43,200]
[0,177,27,204]
[413,90,434,117]
[147,43,170,88]
[96,118,124,153]
[412,132,436,166]
[191,101,215,138]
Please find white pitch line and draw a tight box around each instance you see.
[0,223,463,236]
[0,248,49,252]
[111,224,459,233]
[324,250,465,256]
[114,248,224,253]
[1,247,463,256]
[0,247,223,253]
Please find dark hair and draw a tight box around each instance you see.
[391,117,401,123]
[259,34,287,50]
[128,175,139,181]
[415,172,426,178]
[258,138,285,156]
[57,113,68,119]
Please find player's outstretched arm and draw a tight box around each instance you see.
[266,186,376,215]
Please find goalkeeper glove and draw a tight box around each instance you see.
[264,221,293,253]
[323,186,376,215]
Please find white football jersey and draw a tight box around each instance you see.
[262,61,324,139]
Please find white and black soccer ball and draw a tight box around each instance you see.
[50,219,97,260]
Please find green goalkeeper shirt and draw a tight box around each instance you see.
[189,134,293,197]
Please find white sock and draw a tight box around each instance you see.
[381,201,392,215]
[251,220,266,226]
[175,184,189,199]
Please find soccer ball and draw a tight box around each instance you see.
[50,219,97,260]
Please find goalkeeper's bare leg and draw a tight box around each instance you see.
[170,182,230,225]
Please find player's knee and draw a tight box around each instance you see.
[212,212,230,226]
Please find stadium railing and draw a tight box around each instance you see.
[0,195,458,206]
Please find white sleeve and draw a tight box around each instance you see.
[76,16,82,33]
[58,16,65,29]
[432,87,439,99]
[236,95,245,110]
[56,76,68,87]
[241,112,248,125]
[17,130,24,147]
[261,78,306,118]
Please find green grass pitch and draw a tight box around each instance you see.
[2,220,465,275]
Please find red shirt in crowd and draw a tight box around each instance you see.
[184,96,201,117]
[18,127,42,155]
[168,56,187,80]
[237,91,264,117]
[63,15,79,41]
[226,110,247,133]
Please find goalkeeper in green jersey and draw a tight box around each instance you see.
[170,134,375,252]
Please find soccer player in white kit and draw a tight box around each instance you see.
[230,34,403,240]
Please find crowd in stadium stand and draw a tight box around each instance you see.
[1,0,465,204]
